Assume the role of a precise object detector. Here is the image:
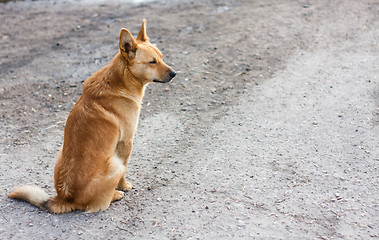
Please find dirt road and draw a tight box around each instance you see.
[0,0,378,239]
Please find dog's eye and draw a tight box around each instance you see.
[149,60,157,64]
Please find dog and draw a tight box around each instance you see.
[8,19,176,213]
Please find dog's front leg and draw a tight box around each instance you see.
[116,139,133,191]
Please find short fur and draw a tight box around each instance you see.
[8,19,176,214]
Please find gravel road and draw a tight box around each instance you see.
[0,0,378,239]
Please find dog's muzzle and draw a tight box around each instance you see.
[153,70,176,83]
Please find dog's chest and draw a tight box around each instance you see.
[119,109,140,141]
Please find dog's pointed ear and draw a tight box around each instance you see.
[119,28,137,58]
[136,19,149,42]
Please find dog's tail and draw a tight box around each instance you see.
[8,185,50,210]
[8,185,76,213]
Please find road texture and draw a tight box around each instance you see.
[0,0,378,239]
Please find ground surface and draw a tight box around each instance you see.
[0,0,378,239]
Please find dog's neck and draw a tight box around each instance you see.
[121,65,146,106]
[82,53,146,105]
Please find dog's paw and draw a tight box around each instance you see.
[112,190,124,202]
[118,180,133,191]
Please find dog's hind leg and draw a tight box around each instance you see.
[112,190,124,202]
[83,182,121,213]
[48,195,78,214]
[83,157,125,213]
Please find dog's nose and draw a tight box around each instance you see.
[169,71,176,78]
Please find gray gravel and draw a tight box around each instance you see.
[0,0,378,239]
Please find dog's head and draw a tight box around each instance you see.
[119,19,176,84]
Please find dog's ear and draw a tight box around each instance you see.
[119,28,137,59]
[136,19,149,42]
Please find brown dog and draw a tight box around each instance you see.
[8,19,176,213]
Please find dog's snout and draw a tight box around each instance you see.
[169,71,176,78]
